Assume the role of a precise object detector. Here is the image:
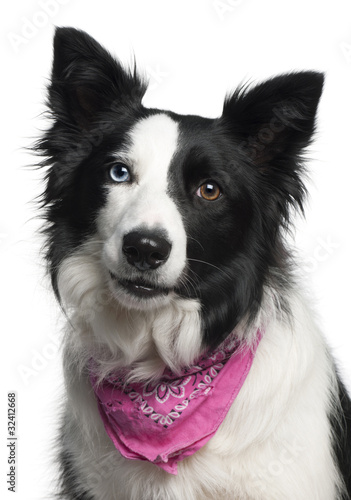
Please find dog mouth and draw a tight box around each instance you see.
[109,272,170,299]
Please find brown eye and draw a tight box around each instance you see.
[197,182,222,201]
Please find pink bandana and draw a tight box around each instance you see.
[90,330,262,474]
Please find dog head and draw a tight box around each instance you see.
[39,28,323,363]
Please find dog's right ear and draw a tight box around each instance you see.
[48,27,147,128]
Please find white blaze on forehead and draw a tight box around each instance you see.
[122,112,180,228]
[128,113,179,184]
[99,113,187,288]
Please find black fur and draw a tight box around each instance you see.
[331,378,351,496]
[58,449,93,500]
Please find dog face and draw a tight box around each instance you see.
[39,28,323,350]
[99,111,253,317]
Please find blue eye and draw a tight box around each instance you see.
[109,163,131,183]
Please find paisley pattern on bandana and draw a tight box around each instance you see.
[143,376,192,403]
[90,330,262,474]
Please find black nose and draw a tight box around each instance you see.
[122,231,172,271]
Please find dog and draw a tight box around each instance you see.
[37,27,351,499]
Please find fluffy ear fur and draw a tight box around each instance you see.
[49,26,147,128]
[222,72,324,220]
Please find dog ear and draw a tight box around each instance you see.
[222,71,324,166]
[222,71,324,214]
[48,27,147,128]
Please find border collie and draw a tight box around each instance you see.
[37,27,351,499]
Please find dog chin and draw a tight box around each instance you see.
[108,272,175,310]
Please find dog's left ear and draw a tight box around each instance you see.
[222,71,324,215]
[222,71,324,166]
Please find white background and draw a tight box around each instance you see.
[1,0,351,498]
